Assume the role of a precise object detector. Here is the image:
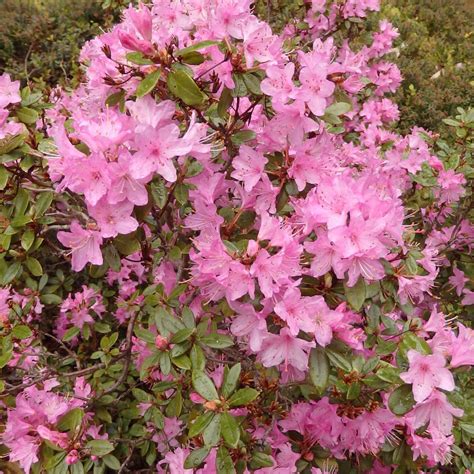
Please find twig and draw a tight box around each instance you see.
[98,311,139,397]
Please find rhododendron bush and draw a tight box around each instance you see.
[1,0,473,472]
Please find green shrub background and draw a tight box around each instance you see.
[0,0,472,133]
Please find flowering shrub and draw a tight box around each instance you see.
[1,1,473,473]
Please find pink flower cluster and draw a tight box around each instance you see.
[1,0,473,472]
[2,378,100,472]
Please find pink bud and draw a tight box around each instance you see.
[190,392,206,404]
[246,239,259,257]
[129,4,153,41]
[118,29,153,55]
[155,334,169,350]
[66,450,80,465]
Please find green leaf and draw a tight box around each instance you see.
[26,256,43,276]
[151,180,168,208]
[57,408,84,432]
[326,349,352,372]
[104,244,121,272]
[10,215,32,227]
[325,101,352,116]
[34,191,54,217]
[186,160,203,178]
[216,446,236,474]
[160,352,172,375]
[16,107,39,124]
[200,333,234,349]
[221,363,241,398]
[174,183,189,205]
[344,277,366,311]
[21,228,35,251]
[231,73,247,97]
[165,390,183,417]
[192,371,219,401]
[170,328,194,344]
[44,451,67,470]
[114,233,141,256]
[1,261,22,285]
[376,365,402,384]
[217,88,233,118]
[167,70,207,105]
[172,354,192,370]
[63,326,80,342]
[0,134,25,155]
[309,347,329,392]
[0,351,13,369]
[86,440,114,456]
[190,345,206,371]
[399,333,432,356]
[228,388,259,407]
[250,452,275,469]
[175,40,220,56]
[231,130,256,146]
[134,327,156,344]
[243,73,262,95]
[347,382,361,400]
[40,293,62,305]
[14,188,29,216]
[203,412,221,446]
[0,166,9,190]
[105,89,125,107]
[136,70,161,98]
[126,51,154,65]
[184,446,211,469]
[181,51,206,65]
[189,411,215,438]
[442,118,461,127]
[103,454,121,470]
[220,412,240,448]
[12,324,32,340]
[388,384,416,415]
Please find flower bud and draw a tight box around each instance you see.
[66,450,80,465]
[155,334,169,350]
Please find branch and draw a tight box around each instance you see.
[98,311,139,398]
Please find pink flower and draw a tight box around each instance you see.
[462,289,474,306]
[0,73,21,109]
[231,145,267,192]
[57,221,103,271]
[400,351,455,403]
[410,431,454,465]
[65,450,80,465]
[449,267,468,296]
[261,63,295,104]
[449,324,474,368]
[88,198,138,238]
[408,390,463,436]
[258,328,315,372]
[132,124,191,182]
[108,151,149,206]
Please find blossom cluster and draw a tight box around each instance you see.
[0,0,473,473]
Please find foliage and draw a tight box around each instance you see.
[383,0,474,134]
[0,0,125,88]
[0,1,473,473]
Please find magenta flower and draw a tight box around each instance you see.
[231,144,267,192]
[0,73,21,109]
[400,351,455,403]
[408,390,463,436]
[258,328,315,372]
[449,324,474,368]
[57,221,103,271]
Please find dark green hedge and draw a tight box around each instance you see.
[0,0,472,132]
